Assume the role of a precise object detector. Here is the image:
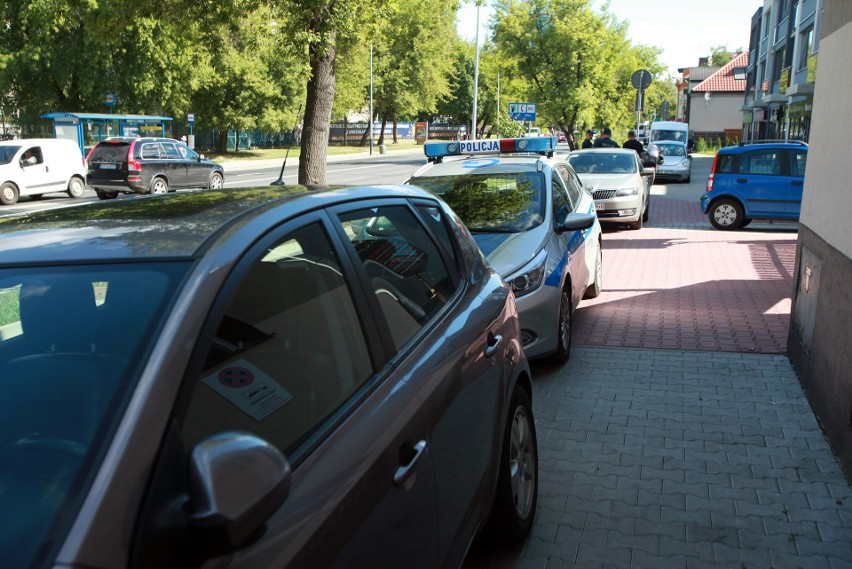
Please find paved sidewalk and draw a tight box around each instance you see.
[465,347,852,569]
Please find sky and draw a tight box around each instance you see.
[456,0,762,78]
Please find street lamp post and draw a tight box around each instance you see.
[471,5,481,140]
[369,42,374,155]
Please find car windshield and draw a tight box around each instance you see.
[0,262,188,569]
[568,152,637,174]
[657,143,686,157]
[0,146,21,165]
[651,129,687,143]
[409,172,545,232]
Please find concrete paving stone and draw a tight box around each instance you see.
[634,518,685,541]
[685,470,732,487]
[574,543,631,567]
[807,494,851,511]
[643,446,685,461]
[659,534,715,560]
[751,465,802,483]
[613,502,661,523]
[607,533,661,556]
[630,550,688,569]
[585,432,627,446]
[778,478,832,498]
[793,535,852,558]
[562,440,605,456]
[684,449,726,464]
[686,521,739,547]
[591,484,639,505]
[663,480,710,499]
[770,550,831,569]
[763,517,821,541]
[555,459,597,476]
[583,448,623,465]
[619,454,664,469]
[642,464,687,483]
[595,463,642,479]
[564,495,614,517]
[639,489,685,510]
[617,477,663,494]
[786,507,845,527]
[713,542,773,566]
[529,522,559,543]
[523,536,580,564]
[756,489,811,509]
[686,496,737,517]
[543,427,586,441]
[584,512,635,535]
[728,451,776,467]
[707,485,758,503]
[830,556,852,569]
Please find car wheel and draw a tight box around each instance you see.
[96,190,119,200]
[0,182,19,205]
[741,217,753,228]
[642,194,650,222]
[208,172,224,190]
[67,175,86,199]
[483,385,538,545]
[545,285,572,364]
[150,177,169,195]
[709,199,744,230]
[684,173,691,183]
[584,245,602,299]
[629,207,643,230]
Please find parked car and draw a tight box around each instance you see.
[406,136,602,363]
[653,140,692,183]
[0,184,536,569]
[523,127,542,138]
[700,141,807,230]
[86,137,224,200]
[568,148,655,230]
[0,138,87,205]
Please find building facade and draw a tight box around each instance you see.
[788,0,852,476]
[742,0,825,142]
[690,52,749,143]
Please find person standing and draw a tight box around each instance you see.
[581,130,594,149]
[623,130,644,155]
[593,127,620,148]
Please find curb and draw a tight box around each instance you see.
[218,145,425,173]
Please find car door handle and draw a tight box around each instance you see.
[736,178,748,183]
[791,180,803,186]
[484,333,502,358]
[393,440,427,486]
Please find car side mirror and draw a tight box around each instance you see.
[556,212,596,235]
[642,167,656,176]
[198,154,206,161]
[187,432,291,555]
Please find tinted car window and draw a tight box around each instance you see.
[555,165,581,208]
[791,149,807,176]
[0,264,187,569]
[182,222,373,457]
[337,205,458,350]
[717,153,736,173]
[552,174,572,224]
[0,146,21,165]
[416,205,460,273]
[160,143,182,160]
[739,150,781,176]
[140,143,160,159]
[88,142,130,162]
[568,152,636,174]
[412,173,545,232]
[657,143,686,157]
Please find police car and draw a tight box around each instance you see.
[405,136,602,363]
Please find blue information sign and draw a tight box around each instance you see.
[105,93,117,107]
[508,102,536,121]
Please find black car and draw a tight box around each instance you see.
[0,184,536,569]
[86,137,224,199]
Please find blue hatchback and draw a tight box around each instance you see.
[700,141,807,230]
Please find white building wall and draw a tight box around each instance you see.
[688,94,745,133]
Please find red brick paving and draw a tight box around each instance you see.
[574,194,798,354]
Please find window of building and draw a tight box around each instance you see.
[799,27,814,70]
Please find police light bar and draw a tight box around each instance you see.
[424,136,557,163]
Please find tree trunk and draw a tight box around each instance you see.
[392,115,398,144]
[235,129,240,152]
[299,33,336,185]
[218,130,228,154]
[377,116,387,145]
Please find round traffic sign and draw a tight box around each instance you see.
[631,69,652,90]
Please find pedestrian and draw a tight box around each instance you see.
[623,130,644,155]
[581,130,594,149]
[593,127,620,148]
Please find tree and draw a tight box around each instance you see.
[708,45,742,67]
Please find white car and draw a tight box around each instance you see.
[406,136,603,363]
[568,148,655,230]
[0,138,87,205]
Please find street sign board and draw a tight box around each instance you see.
[508,102,537,121]
[631,69,652,90]
[187,113,195,124]
[105,93,117,107]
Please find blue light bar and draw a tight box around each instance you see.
[424,136,557,162]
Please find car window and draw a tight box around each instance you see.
[551,172,573,223]
[410,172,545,233]
[790,149,807,176]
[739,150,781,176]
[0,146,21,165]
[181,223,373,458]
[717,153,736,174]
[658,143,686,157]
[555,165,581,208]
[415,204,460,273]
[336,205,458,350]
[89,142,130,162]
[178,144,199,160]
[568,152,636,174]
[160,143,182,160]
[140,143,160,160]
[21,147,43,166]
[0,264,187,569]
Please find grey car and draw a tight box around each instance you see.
[0,185,535,568]
[651,140,692,183]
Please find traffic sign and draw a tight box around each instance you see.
[631,69,652,90]
[105,93,117,107]
[508,102,537,121]
[187,113,195,124]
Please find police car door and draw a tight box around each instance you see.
[552,165,591,304]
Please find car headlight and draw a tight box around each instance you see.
[508,255,547,297]
[616,187,639,196]
[679,158,691,167]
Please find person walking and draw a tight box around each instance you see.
[623,130,644,155]
[593,127,620,148]
[581,130,594,149]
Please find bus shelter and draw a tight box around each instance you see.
[41,112,173,155]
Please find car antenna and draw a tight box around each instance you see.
[272,103,302,186]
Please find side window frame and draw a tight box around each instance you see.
[550,170,573,225]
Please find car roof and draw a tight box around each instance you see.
[0,185,434,265]
[720,141,807,153]
[411,155,556,177]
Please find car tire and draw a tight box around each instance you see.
[642,194,650,222]
[709,199,744,230]
[545,284,572,364]
[1,182,19,205]
[150,177,169,195]
[96,190,119,200]
[684,174,691,183]
[208,172,224,190]
[741,217,753,228]
[482,385,538,546]
[67,175,86,199]
[629,208,643,230]
[584,245,602,299]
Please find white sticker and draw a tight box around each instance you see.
[202,359,292,421]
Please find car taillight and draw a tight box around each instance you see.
[706,173,714,192]
[127,141,141,171]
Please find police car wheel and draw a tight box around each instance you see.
[546,286,572,364]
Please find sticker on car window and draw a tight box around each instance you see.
[462,159,500,169]
[202,359,292,421]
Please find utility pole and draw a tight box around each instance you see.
[369,42,374,155]
[471,5,481,140]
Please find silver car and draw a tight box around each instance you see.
[651,140,692,183]
[0,185,536,568]
[568,148,655,230]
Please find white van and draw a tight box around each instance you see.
[0,138,87,205]
[649,121,689,145]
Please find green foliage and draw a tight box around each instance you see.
[493,110,525,137]
[709,45,736,67]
